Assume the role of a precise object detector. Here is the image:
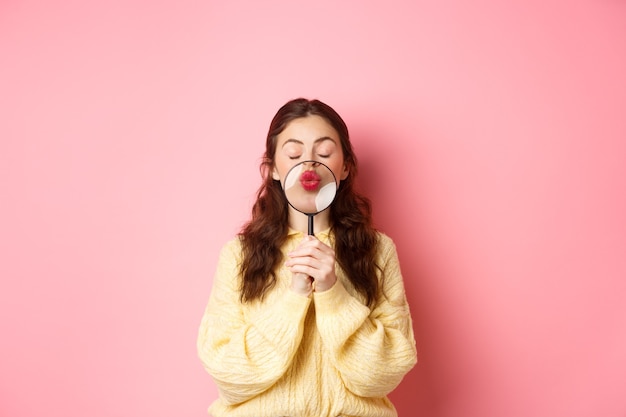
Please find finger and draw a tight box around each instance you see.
[285,251,334,270]
[288,264,318,280]
[287,258,321,275]
[288,258,335,280]
[289,240,334,259]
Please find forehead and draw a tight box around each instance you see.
[277,115,339,143]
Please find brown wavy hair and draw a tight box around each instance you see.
[238,98,380,306]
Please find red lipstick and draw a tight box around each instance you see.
[300,170,321,191]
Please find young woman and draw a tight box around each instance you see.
[197,98,417,417]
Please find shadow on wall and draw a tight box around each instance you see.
[353,121,452,417]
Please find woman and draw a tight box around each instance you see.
[197,98,417,417]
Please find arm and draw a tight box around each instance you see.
[197,239,311,405]
[313,235,417,398]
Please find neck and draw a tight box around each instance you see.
[288,207,330,235]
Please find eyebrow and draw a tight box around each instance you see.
[281,136,337,148]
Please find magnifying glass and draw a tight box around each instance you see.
[281,160,338,236]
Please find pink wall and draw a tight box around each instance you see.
[1,1,625,416]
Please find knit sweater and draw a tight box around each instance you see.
[197,229,417,417]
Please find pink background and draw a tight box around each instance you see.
[1,1,625,416]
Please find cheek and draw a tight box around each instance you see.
[272,159,295,182]
[328,160,348,182]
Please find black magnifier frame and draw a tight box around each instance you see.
[282,160,338,236]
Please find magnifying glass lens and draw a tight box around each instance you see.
[281,160,338,235]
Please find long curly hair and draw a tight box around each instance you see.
[239,98,380,306]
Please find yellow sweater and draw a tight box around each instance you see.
[197,229,417,417]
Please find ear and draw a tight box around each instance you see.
[272,166,280,181]
[340,164,349,180]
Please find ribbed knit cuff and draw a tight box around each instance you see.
[314,281,370,346]
[313,280,353,314]
[252,289,311,331]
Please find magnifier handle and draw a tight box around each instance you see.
[308,215,314,236]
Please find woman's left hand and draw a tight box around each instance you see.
[284,235,337,292]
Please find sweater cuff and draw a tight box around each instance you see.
[278,288,313,317]
[313,280,354,314]
[314,281,370,340]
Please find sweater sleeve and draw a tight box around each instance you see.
[197,239,311,405]
[313,235,417,398]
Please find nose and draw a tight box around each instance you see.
[303,160,321,168]
[303,147,318,162]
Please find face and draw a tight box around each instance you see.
[272,115,349,186]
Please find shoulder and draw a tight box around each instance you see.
[217,236,244,263]
[375,231,397,255]
[375,231,394,247]
[372,231,403,273]
[223,235,243,250]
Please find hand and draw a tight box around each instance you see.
[285,235,337,293]
[290,272,313,297]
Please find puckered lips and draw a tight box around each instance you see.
[299,170,321,191]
